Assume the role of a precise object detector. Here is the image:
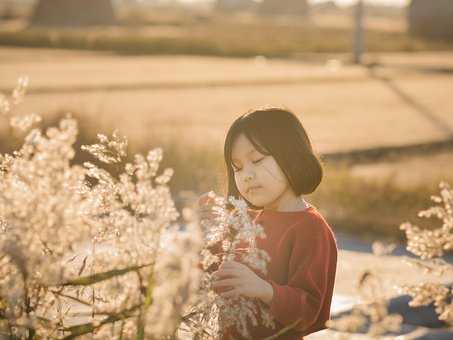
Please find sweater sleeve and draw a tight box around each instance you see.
[266,217,337,334]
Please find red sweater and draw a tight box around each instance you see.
[211,206,338,340]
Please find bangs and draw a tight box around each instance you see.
[224,116,270,172]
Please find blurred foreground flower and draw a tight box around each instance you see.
[399,181,453,325]
[327,182,453,339]
[0,78,278,339]
[0,79,204,339]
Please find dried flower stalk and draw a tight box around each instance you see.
[0,78,276,340]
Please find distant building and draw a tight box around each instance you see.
[408,0,453,40]
[31,0,117,27]
[258,0,310,16]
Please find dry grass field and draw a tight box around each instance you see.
[1,47,453,241]
[351,152,453,188]
[1,6,452,339]
[1,27,452,340]
[1,47,453,153]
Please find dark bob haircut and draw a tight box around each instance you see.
[224,107,323,209]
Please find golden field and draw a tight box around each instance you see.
[1,5,453,337]
[1,46,453,241]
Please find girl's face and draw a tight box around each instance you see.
[231,133,295,210]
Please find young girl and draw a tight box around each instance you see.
[199,107,338,340]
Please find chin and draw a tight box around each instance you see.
[245,196,272,209]
[239,189,276,209]
[239,195,260,208]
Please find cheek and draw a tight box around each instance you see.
[233,172,245,193]
[261,159,287,184]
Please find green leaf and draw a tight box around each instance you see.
[136,267,155,340]
[58,263,152,287]
[135,311,145,340]
[143,269,155,309]
[62,304,141,340]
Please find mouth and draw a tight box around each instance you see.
[246,185,262,194]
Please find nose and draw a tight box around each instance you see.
[242,167,255,182]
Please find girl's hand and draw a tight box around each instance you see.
[212,261,274,305]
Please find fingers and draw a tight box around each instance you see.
[219,261,248,273]
[219,260,241,269]
[211,263,249,299]
[214,262,248,279]
[211,278,240,288]
[220,288,242,298]
[212,269,236,279]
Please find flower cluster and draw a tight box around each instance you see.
[328,182,453,339]
[398,182,453,325]
[0,76,41,132]
[0,76,28,116]
[81,130,127,164]
[0,77,278,340]
[0,79,204,339]
[186,192,275,339]
[400,182,453,260]
[326,269,403,338]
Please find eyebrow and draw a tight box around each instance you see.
[231,148,258,162]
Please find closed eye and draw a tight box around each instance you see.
[252,157,265,164]
[232,156,265,172]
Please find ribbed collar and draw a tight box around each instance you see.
[255,205,315,222]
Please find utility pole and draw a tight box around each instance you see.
[353,0,364,64]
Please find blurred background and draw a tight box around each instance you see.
[1,0,453,244]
